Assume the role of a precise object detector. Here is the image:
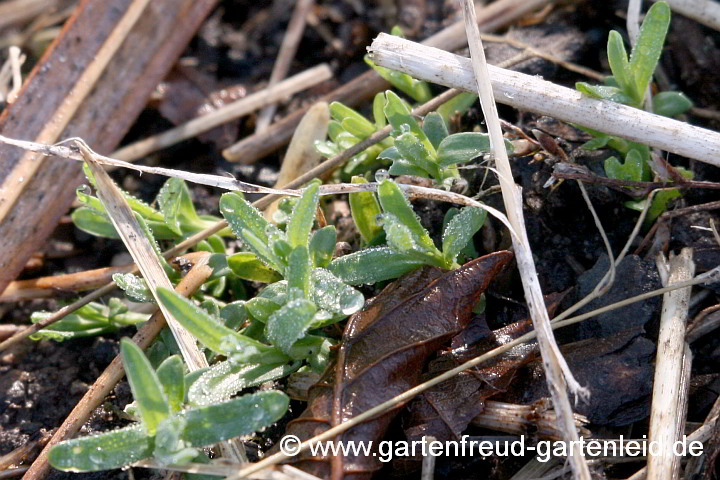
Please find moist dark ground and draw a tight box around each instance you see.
[3,1,720,479]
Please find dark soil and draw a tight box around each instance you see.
[3,1,720,479]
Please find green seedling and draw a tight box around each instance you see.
[73,167,230,241]
[379,91,513,184]
[330,179,487,285]
[575,1,693,224]
[49,338,288,472]
[30,298,149,342]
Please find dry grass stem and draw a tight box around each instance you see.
[646,249,694,480]
[420,435,437,480]
[22,258,213,480]
[254,0,315,133]
[367,34,720,166]
[458,1,590,478]
[112,63,331,162]
[79,143,208,372]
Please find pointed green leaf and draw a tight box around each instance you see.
[49,423,153,472]
[179,391,288,447]
[220,192,285,271]
[442,206,487,264]
[423,112,449,150]
[188,361,298,406]
[266,299,317,354]
[343,117,375,139]
[580,136,610,150]
[287,245,311,297]
[227,252,283,282]
[156,288,273,361]
[158,178,196,236]
[607,30,633,97]
[377,179,436,253]
[329,101,368,124]
[309,226,336,268]
[246,297,282,323]
[629,1,670,102]
[156,355,185,413]
[328,247,427,285]
[575,82,636,105]
[349,176,384,244]
[120,338,170,435]
[287,183,319,248]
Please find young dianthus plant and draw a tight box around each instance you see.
[575,1,693,223]
[50,338,288,472]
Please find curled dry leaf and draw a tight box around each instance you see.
[278,251,512,480]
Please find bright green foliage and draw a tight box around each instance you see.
[49,339,289,472]
[576,2,685,113]
[30,299,149,342]
[625,166,694,224]
[380,92,513,182]
[73,170,228,241]
[574,1,693,225]
[336,179,487,284]
[349,176,384,245]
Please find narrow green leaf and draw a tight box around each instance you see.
[227,252,283,282]
[349,176,384,244]
[328,246,427,285]
[220,192,285,270]
[580,136,610,150]
[652,91,693,117]
[436,132,491,167]
[329,101,368,124]
[188,361,298,406]
[153,416,197,465]
[629,1,670,101]
[120,338,170,435]
[607,30,633,97]
[156,355,185,413]
[49,423,153,472]
[179,391,289,447]
[442,206,487,264]
[287,183,319,248]
[423,112,449,150]
[343,117,375,139]
[309,226,336,268]
[373,92,387,129]
[287,245,311,298]
[266,299,317,354]
[158,178,196,236]
[575,82,636,105]
[156,288,272,360]
[377,179,436,253]
[241,228,286,273]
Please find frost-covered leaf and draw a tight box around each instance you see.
[156,355,185,413]
[287,183,319,248]
[121,338,170,435]
[328,247,427,285]
[113,273,154,302]
[311,268,364,317]
[266,299,317,354]
[309,226,336,268]
[442,206,487,265]
[49,423,153,472]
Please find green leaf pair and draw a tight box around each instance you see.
[333,179,487,285]
[49,339,288,472]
